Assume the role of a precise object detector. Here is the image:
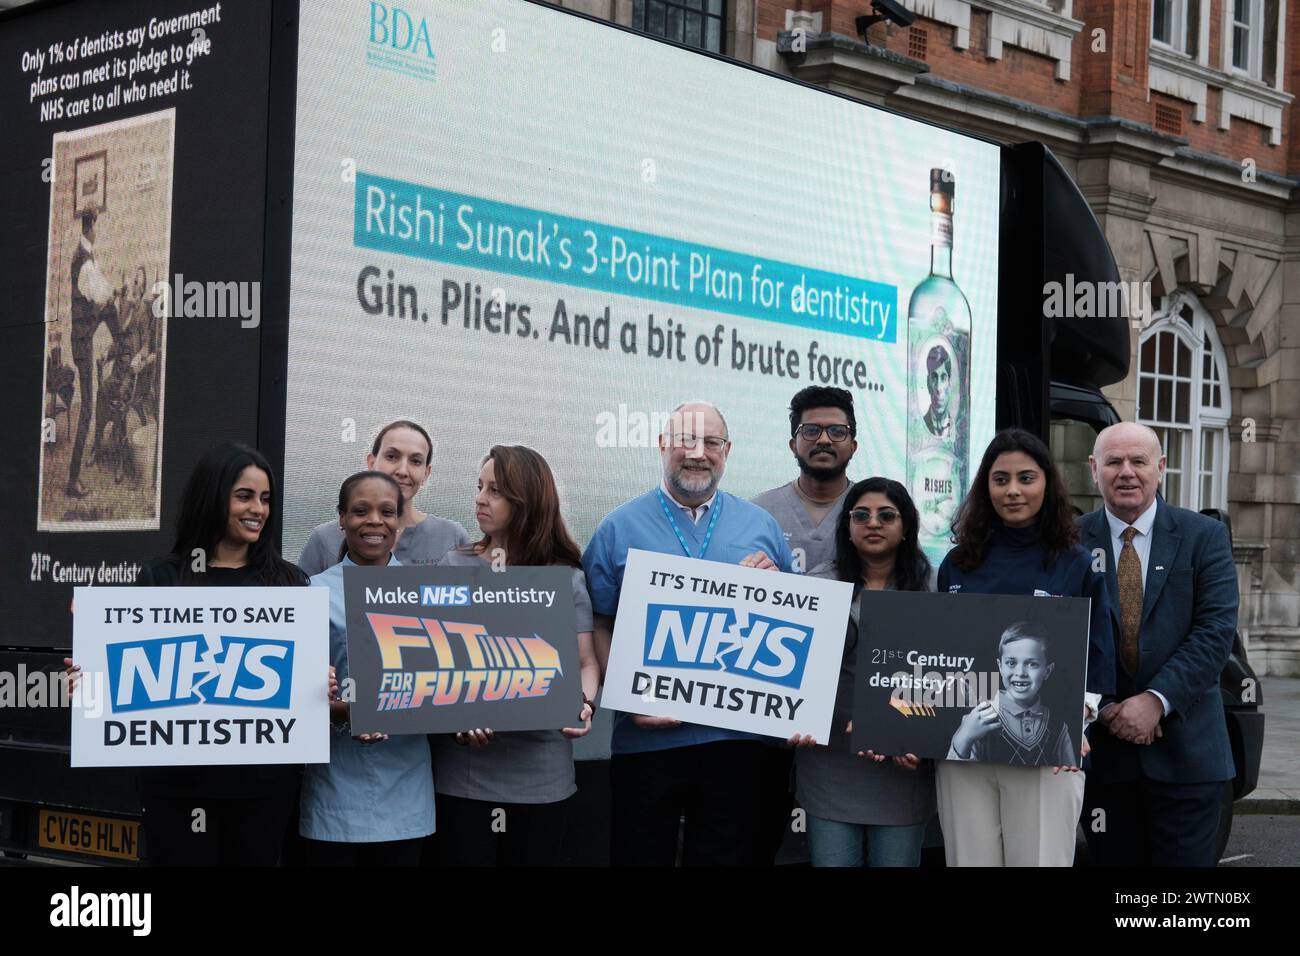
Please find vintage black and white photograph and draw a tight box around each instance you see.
[72,149,106,217]
[38,109,174,531]
[916,333,962,443]
[922,341,955,438]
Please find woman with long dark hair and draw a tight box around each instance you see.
[934,428,1115,866]
[66,442,314,865]
[794,477,936,867]
[160,443,305,586]
[430,445,600,866]
[298,471,436,866]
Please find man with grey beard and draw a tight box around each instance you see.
[583,400,794,865]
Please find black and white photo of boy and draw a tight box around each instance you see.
[947,621,1075,766]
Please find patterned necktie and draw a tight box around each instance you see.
[1117,526,1143,675]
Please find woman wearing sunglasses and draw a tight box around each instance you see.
[794,477,937,867]
[934,428,1115,866]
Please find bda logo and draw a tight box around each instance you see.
[106,635,294,712]
[643,604,812,689]
[368,1,435,59]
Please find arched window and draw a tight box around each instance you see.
[1136,290,1231,510]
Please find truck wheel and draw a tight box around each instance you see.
[1214,780,1234,862]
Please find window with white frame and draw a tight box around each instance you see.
[1230,0,1264,78]
[1152,0,1180,47]
[1151,0,1200,56]
[1136,294,1230,511]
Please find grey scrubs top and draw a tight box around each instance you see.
[793,565,938,827]
[297,514,469,576]
[428,548,594,805]
[751,480,850,574]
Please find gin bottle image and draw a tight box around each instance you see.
[907,168,972,557]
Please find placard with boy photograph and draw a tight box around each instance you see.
[849,591,1090,766]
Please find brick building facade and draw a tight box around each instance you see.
[566,0,1299,674]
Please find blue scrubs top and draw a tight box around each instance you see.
[582,488,794,755]
[299,554,436,842]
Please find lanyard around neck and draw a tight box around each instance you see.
[657,488,721,560]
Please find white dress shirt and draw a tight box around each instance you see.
[659,480,716,524]
[77,236,114,307]
[1103,498,1170,714]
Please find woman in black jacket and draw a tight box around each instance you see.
[933,428,1115,866]
[68,442,320,865]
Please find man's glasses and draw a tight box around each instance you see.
[796,424,852,442]
[849,508,900,526]
[671,434,728,452]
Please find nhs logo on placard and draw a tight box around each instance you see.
[366,2,436,82]
[105,636,294,713]
[421,585,469,606]
[643,604,813,689]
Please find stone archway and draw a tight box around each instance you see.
[1139,228,1298,675]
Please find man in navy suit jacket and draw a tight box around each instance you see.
[1078,423,1238,866]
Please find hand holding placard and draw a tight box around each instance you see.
[631,714,682,729]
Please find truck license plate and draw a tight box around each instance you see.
[38,809,139,862]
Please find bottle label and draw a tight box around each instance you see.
[907,316,970,557]
[931,213,953,249]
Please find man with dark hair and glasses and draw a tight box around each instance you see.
[752,386,860,576]
[583,400,793,866]
[750,385,860,864]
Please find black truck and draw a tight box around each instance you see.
[0,0,1260,866]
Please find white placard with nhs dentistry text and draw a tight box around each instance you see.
[71,587,330,767]
[603,550,851,741]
